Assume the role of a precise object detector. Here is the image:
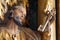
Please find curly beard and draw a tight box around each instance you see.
[13,17,23,26]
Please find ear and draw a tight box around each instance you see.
[9,10,14,18]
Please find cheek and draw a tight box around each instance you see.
[19,18,25,23]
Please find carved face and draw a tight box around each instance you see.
[11,6,26,26]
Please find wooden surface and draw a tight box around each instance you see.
[38,0,56,40]
[38,0,47,25]
[38,0,50,40]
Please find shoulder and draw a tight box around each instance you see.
[19,27,41,40]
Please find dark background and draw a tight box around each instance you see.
[26,0,38,31]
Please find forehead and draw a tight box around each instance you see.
[13,6,26,16]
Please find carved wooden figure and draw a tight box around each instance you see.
[0,5,41,40]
